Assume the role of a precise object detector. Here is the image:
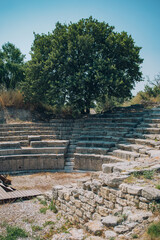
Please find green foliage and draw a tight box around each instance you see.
[132,170,155,179]
[96,95,125,113]
[124,73,160,108]
[156,184,160,190]
[0,225,28,240]
[0,42,25,89]
[31,225,42,232]
[39,207,48,214]
[43,221,55,227]
[143,170,155,179]
[149,201,160,213]
[49,200,58,213]
[148,222,160,238]
[37,198,47,206]
[23,17,143,113]
[132,234,138,239]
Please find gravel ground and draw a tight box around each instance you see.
[0,172,92,240]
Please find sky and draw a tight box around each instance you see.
[0,0,160,95]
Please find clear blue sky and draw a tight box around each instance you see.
[1,0,160,95]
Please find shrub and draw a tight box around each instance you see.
[39,207,48,214]
[147,221,160,238]
[0,89,25,109]
[0,225,28,240]
[49,200,58,213]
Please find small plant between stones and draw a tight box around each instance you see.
[0,224,28,240]
[147,221,160,238]
[38,198,58,214]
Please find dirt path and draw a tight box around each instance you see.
[9,172,91,192]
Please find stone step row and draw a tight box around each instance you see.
[0,153,65,173]
[0,147,66,156]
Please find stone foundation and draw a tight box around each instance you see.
[52,164,160,227]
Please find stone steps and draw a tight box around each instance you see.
[117,143,152,154]
[76,147,109,155]
[74,153,124,171]
[0,147,66,156]
[112,149,140,161]
[127,138,160,148]
[30,140,69,148]
[77,141,115,148]
[0,153,64,172]
[0,142,21,149]
[135,128,160,134]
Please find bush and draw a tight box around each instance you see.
[148,221,160,238]
[0,225,28,240]
[0,89,25,109]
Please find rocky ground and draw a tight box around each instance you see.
[0,172,95,240]
[0,171,160,240]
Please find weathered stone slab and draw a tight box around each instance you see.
[142,187,160,200]
[102,215,119,227]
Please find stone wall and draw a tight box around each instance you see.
[52,165,160,225]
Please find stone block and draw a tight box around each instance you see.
[105,230,117,239]
[85,220,103,236]
[102,215,119,227]
[142,187,160,200]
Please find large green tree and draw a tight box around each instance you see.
[0,42,25,89]
[23,17,143,113]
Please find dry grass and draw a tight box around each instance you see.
[123,91,160,108]
[0,90,26,109]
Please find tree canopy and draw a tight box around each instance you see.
[0,42,25,89]
[23,17,143,113]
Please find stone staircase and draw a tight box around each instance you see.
[0,120,74,173]
[74,106,160,171]
[1,105,160,173]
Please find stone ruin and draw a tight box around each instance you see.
[1,105,160,238]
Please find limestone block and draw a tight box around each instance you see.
[70,196,75,203]
[85,237,104,240]
[95,195,104,204]
[79,195,88,203]
[75,209,83,218]
[109,201,115,210]
[70,205,76,213]
[102,215,119,227]
[116,197,128,207]
[142,187,160,200]
[109,193,116,202]
[119,183,129,193]
[104,199,110,208]
[139,197,149,203]
[127,185,142,195]
[102,164,114,173]
[116,190,125,198]
[114,225,129,234]
[85,220,103,236]
[69,228,84,240]
[64,191,71,201]
[101,173,129,188]
[105,230,117,239]
[99,186,110,200]
[92,212,102,221]
[87,198,96,207]
[139,202,149,210]
[84,191,94,199]
[52,185,63,199]
[98,206,109,217]
[125,194,134,202]
[74,199,82,208]
[128,211,152,223]
[84,211,92,219]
